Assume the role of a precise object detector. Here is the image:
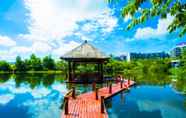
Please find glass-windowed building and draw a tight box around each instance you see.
[171,42,186,58]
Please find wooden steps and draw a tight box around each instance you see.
[61,80,135,118]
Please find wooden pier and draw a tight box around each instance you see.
[61,80,135,118]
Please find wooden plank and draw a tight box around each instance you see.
[62,80,135,118]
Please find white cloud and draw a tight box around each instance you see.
[22,0,108,42]
[96,11,118,33]
[52,83,68,94]
[0,0,118,61]
[32,42,52,53]
[0,50,16,61]
[75,32,93,41]
[81,23,98,33]
[135,15,174,39]
[22,0,117,41]
[23,98,61,118]
[53,41,80,55]
[0,35,16,47]
[0,79,31,94]
[78,10,117,39]
[11,42,52,55]
[0,46,30,61]
[0,43,51,61]
[0,94,15,105]
[81,35,92,41]
[10,46,31,54]
[0,79,52,99]
[31,87,51,99]
[137,100,186,118]
[0,40,79,61]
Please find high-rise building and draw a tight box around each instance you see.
[171,42,186,57]
[128,52,169,61]
[114,52,169,61]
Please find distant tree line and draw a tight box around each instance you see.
[0,50,186,80]
[104,58,172,79]
[0,51,186,93]
[0,54,67,73]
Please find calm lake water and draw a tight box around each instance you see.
[0,74,185,118]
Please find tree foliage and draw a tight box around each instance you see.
[13,54,67,72]
[15,56,26,72]
[29,54,43,71]
[43,55,55,70]
[104,58,171,79]
[113,0,186,37]
[0,61,11,71]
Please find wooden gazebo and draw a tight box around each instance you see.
[60,40,109,83]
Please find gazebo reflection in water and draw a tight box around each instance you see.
[61,40,109,83]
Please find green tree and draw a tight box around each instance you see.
[24,59,31,71]
[114,0,186,37]
[10,64,16,73]
[15,56,26,72]
[0,61,11,71]
[43,56,55,70]
[29,54,43,71]
[56,60,67,72]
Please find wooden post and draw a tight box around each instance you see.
[72,62,76,80]
[101,96,105,113]
[106,81,109,87]
[92,82,96,91]
[95,88,98,100]
[68,61,72,82]
[120,81,123,88]
[109,83,112,94]
[128,79,130,86]
[97,63,100,80]
[100,63,103,82]
[64,97,69,115]
[72,87,76,99]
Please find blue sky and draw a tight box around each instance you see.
[0,0,186,61]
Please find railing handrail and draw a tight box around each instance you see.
[61,87,76,115]
[65,89,73,97]
[61,89,73,115]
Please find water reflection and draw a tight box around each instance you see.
[0,73,106,118]
[0,73,185,118]
[106,85,186,118]
[0,73,68,118]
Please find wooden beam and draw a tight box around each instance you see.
[68,61,72,82]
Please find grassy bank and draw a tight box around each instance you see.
[0,70,64,74]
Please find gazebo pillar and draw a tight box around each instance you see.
[68,61,72,82]
[100,63,103,81]
[97,63,100,81]
[97,63,103,82]
[72,62,76,80]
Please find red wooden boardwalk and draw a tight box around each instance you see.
[61,80,135,118]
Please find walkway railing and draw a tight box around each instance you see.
[61,79,135,117]
[61,87,76,114]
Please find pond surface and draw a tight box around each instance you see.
[106,85,186,118]
[0,74,185,118]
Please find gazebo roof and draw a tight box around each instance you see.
[61,40,109,62]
